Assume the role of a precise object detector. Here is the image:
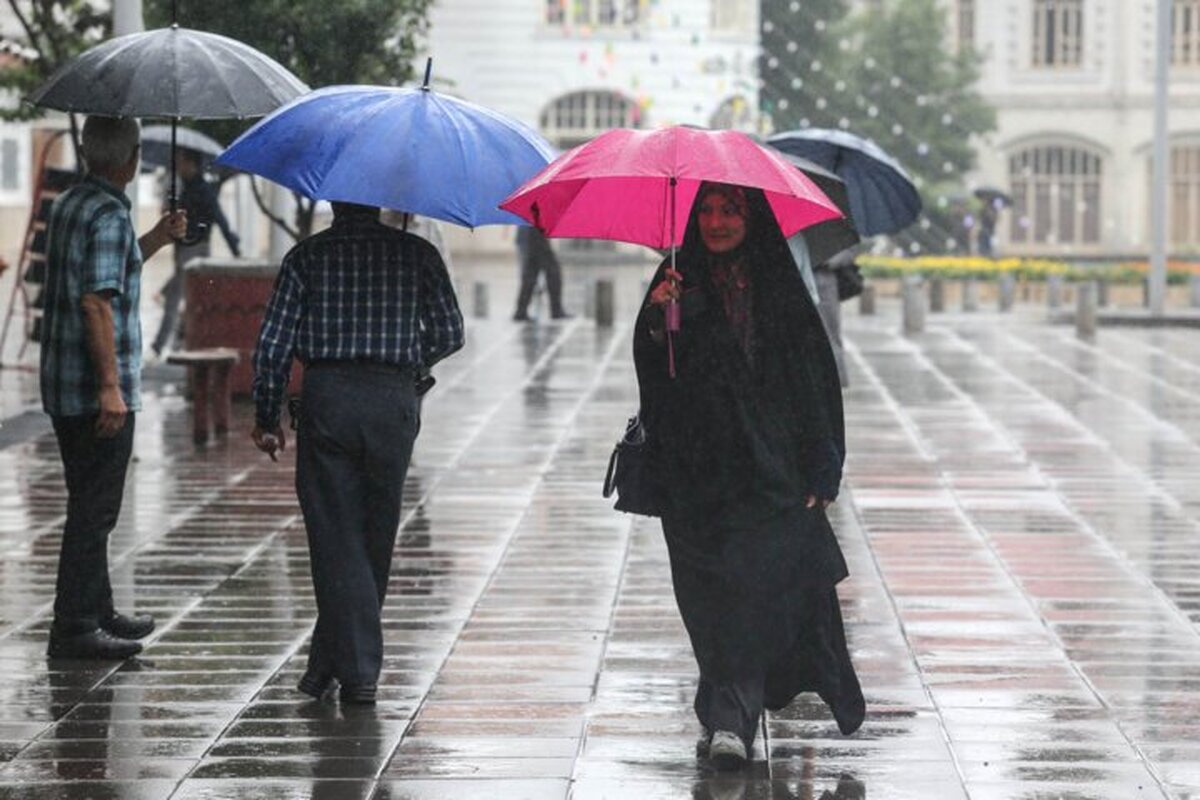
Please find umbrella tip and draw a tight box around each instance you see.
[422,57,432,91]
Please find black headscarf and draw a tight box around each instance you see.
[633,184,845,524]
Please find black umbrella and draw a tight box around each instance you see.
[28,22,307,211]
[140,124,222,169]
[974,186,1013,208]
[768,128,922,236]
[777,152,860,266]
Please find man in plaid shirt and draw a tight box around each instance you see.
[251,201,464,704]
[41,116,186,660]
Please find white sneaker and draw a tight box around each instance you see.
[708,730,746,771]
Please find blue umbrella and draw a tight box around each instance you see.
[767,128,922,236]
[216,77,556,228]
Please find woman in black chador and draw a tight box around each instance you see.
[634,182,864,770]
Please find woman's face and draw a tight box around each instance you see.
[697,191,747,254]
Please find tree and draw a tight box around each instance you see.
[0,1,110,129]
[145,0,434,241]
[761,0,996,253]
[759,0,852,133]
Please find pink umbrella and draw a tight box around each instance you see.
[499,126,844,249]
[500,126,846,376]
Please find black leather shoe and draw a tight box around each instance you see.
[297,671,335,700]
[48,628,142,660]
[338,684,377,705]
[101,612,155,640]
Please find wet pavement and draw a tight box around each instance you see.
[0,261,1197,798]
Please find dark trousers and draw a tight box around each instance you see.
[296,363,418,688]
[515,254,565,317]
[51,414,135,634]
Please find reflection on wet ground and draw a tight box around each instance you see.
[0,266,1196,798]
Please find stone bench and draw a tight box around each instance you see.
[167,348,241,445]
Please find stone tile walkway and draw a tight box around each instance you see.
[0,264,1196,799]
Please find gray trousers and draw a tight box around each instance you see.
[296,363,418,688]
[152,240,209,354]
[814,268,848,388]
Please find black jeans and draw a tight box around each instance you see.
[50,413,135,634]
[296,363,418,688]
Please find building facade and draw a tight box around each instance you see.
[423,0,760,252]
[949,0,1196,257]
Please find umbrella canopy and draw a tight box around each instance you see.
[141,124,223,168]
[777,152,860,266]
[974,186,1013,208]
[500,126,844,249]
[28,26,308,119]
[767,128,922,237]
[217,84,556,228]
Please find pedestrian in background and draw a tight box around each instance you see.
[513,225,570,321]
[251,201,464,705]
[150,149,240,358]
[41,115,186,659]
[635,182,864,770]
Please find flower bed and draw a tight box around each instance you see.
[857,256,1200,285]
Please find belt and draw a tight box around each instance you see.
[305,359,414,376]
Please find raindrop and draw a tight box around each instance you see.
[895,246,907,257]
[945,238,957,250]
[835,80,846,91]
[890,76,902,87]
[892,124,904,135]
[787,41,798,53]
[789,0,799,10]
[778,98,790,110]
[763,20,775,32]
[815,19,827,31]
[937,196,949,208]
[909,242,922,254]
[768,57,780,69]
[942,161,954,173]
[868,105,879,117]
[864,56,876,69]
[942,113,953,125]
[920,218,932,229]
[791,77,804,89]
[917,142,930,155]
[839,118,850,128]
[816,97,828,109]
[800,117,811,127]
[811,60,823,72]
[916,95,928,106]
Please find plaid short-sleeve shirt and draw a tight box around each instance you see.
[40,175,143,417]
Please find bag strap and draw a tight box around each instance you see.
[602,445,619,498]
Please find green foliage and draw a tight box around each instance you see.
[761,0,997,253]
[0,1,111,121]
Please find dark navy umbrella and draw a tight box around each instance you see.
[768,128,922,236]
[28,24,308,210]
[777,152,860,266]
[217,71,556,228]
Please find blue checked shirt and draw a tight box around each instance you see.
[40,176,143,417]
[252,212,465,429]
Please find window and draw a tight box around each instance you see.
[1167,143,1200,246]
[540,90,641,149]
[0,139,18,192]
[957,0,975,52]
[1173,0,1200,66]
[712,0,752,32]
[1032,0,1084,68]
[547,0,641,26]
[1010,144,1102,246]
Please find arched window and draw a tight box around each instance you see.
[1032,0,1084,68]
[539,90,641,149]
[1009,144,1102,245]
[709,96,755,132]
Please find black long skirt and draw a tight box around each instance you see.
[662,502,864,749]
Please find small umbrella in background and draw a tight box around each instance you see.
[974,186,1013,208]
[28,19,308,211]
[217,61,556,228]
[140,124,223,170]
[767,128,922,236]
[501,125,846,376]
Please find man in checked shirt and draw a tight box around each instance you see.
[250,201,464,705]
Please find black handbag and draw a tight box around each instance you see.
[602,413,663,517]
[835,262,864,301]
